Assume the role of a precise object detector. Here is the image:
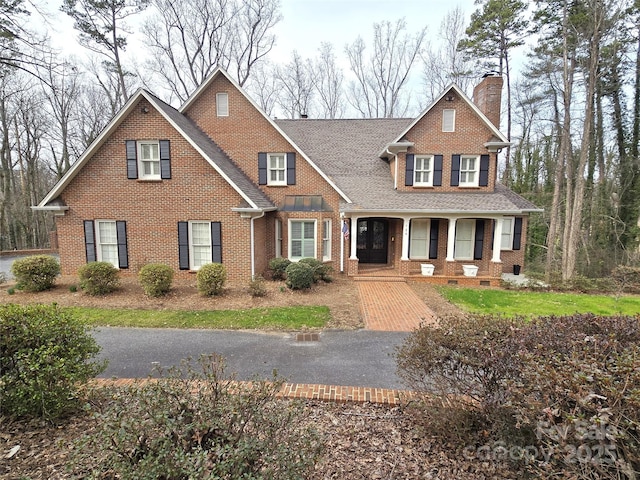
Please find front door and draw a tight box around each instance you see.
[356,218,389,264]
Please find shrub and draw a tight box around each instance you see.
[0,304,106,420]
[78,261,120,295]
[138,263,173,297]
[396,313,640,477]
[0,271,5,285]
[285,262,314,290]
[611,265,640,293]
[248,274,268,297]
[72,355,323,479]
[10,255,60,292]
[298,257,333,283]
[7,287,14,295]
[269,257,291,280]
[196,262,226,296]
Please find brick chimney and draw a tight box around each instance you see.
[472,73,503,129]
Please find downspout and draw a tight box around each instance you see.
[340,213,345,273]
[250,211,266,278]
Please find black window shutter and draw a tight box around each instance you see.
[429,219,439,259]
[479,154,490,186]
[286,152,296,185]
[211,222,222,263]
[433,155,443,186]
[116,221,129,269]
[126,140,138,179]
[451,155,460,186]
[258,152,267,185]
[513,217,523,250]
[159,140,171,179]
[178,221,190,270]
[83,220,96,262]
[474,219,485,260]
[405,154,414,186]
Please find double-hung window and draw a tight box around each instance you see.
[410,218,430,259]
[289,220,316,260]
[96,220,119,267]
[454,219,475,260]
[268,153,286,185]
[414,156,433,186]
[322,219,331,261]
[501,217,515,250]
[459,155,479,187]
[139,141,160,179]
[190,221,212,270]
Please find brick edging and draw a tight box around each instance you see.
[90,379,414,406]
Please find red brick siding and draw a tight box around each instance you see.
[399,95,497,192]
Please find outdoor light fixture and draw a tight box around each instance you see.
[141,106,149,113]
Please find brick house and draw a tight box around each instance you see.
[35,67,540,285]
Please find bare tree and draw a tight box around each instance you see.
[314,42,345,119]
[245,60,279,115]
[421,6,474,104]
[275,51,314,119]
[345,18,427,118]
[143,0,281,103]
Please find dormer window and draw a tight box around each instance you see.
[414,155,433,186]
[216,92,229,117]
[442,109,455,132]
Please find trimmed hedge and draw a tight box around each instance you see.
[10,255,60,292]
[285,262,314,290]
[78,261,120,295]
[196,263,227,296]
[138,263,173,297]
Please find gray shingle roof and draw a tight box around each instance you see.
[275,118,540,215]
[149,92,275,211]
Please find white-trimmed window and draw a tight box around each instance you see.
[190,221,212,270]
[410,218,430,259]
[138,141,160,179]
[414,155,433,186]
[268,153,286,186]
[459,155,479,187]
[96,220,119,267]
[455,219,475,260]
[216,92,229,117]
[275,218,282,258]
[322,219,331,261]
[442,109,455,132]
[501,217,515,250]
[289,219,316,260]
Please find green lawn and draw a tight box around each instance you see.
[439,287,640,317]
[66,305,329,330]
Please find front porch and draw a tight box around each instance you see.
[354,262,502,287]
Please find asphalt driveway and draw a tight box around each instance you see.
[94,327,409,390]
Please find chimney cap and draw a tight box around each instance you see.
[482,70,501,78]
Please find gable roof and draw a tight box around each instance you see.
[180,67,352,203]
[276,118,540,215]
[35,89,275,211]
[389,84,509,147]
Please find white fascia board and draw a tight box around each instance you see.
[31,205,69,212]
[340,208,541,216]
[36,88,148,208]
[378,141,415,158]
[391,84,509,144]
[180,67,352,204]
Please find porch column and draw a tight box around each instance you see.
[349,216,359,260]
[401,217,410,260]
[492,217,503,263]
[446,217,457,261]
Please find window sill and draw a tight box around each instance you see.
[413,185,434,189]
[458,185,480,189]
[137,179,163,183]
[266,184,288,187]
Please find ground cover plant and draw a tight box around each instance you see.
[71,355,324,479]
[439,286,640,317]
[396,313,640,478]
[65,305,329,329]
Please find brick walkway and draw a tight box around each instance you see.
[356,280,437,331]
[91,379,414,406]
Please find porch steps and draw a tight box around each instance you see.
[353,276,406,283]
